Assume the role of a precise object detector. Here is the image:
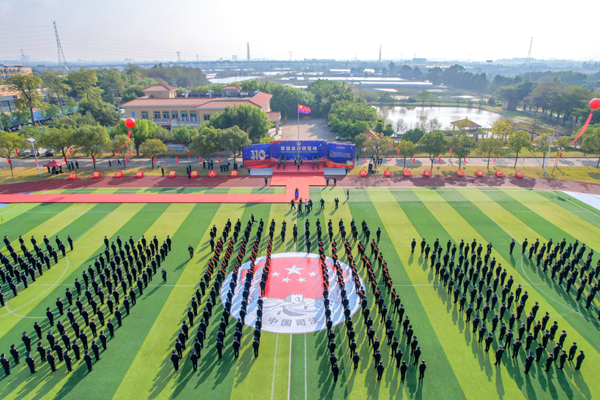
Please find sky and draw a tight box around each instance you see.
[0,0,598,64]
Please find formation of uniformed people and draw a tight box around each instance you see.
[0,234,73,305]
[420,235,587,374]
[2,233,173,376]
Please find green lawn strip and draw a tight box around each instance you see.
[462,189,600,349]
[370,187,509,399]
[536,191,600,229]
[0,203,109,319]
[105,204,213,400]
[432,188,598,399]
[55,203,200,400]
[0,203,146,399]
[0,203,73,252]
[0,203,38,225]
[114,188,143,194]
[502,190,600,258]
[228,188,253,194]
[231,203,292,399]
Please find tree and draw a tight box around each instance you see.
[0,133,27,178]
[172,125,195,147]
[395,140,416,169]
[533,134,552,170]
[44,104,60,119]
[121,85,144,103]
[259,136,274,144]
[418,131,449,170]
[450,135,476,169]
[394,118,408,135]
[508,131,532,168]
[78,99,120,127]
[68,68,102,100]
[219,126,251,162]
[209,104,270,142]
[189,126,221,159]
[582,127,600,168]
[353,133,369,156]
[110,119,167,155]
[42,70,71,115]
[365,134,394,159]
[39,128,75,162]
[552,135,571,173]
[476,138,505,170]
[7,73,44,124]
[73,125,109,169]
[416,90,432,105]
[402,128,424,143]
[112,134,134,158]
[490,119,513,141]
[49,112,96,129]
[140,138,167,168]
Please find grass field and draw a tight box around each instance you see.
[0,187,599,400]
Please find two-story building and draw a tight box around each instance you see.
[120,84,277,129]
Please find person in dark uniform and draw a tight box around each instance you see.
[494,346,504,366]
[25,353,35,373]
[91,341,101,361]
[1,353,10,376]
[332,362,340,382]
[523,352,534,374]
[545,354,554,372]
[418,360,427,379]
[9,345,19,365]
[575,351,585,370]
[376,361,385,380]
[352,352,360,369]
[509,239,515,255]
[22,332,32,352]
[84,350,93,372]
[47,350,56,372]
[64,351,73,372]
[171,350,181,371]
[253,338,260,357]
[188,246,194,259]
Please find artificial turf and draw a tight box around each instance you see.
[0,187,598,400]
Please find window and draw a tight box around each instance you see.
[141,111,148,119]
[153,112,160,119]
[204,114,210,121]
[172,111,178,119]
[190,111,197,119]
[163,111,169,119]
[181,111,188,118]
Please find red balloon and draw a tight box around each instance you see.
[590,98,600,110]
[125,118,136,128]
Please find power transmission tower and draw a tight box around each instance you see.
[177,52,181,62]
[20,49,28,66]
[526,37,533,67]
[247,43,250,60]
[53,21,67,67]
[379,45,381,62]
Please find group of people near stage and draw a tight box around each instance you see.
[1,234,73,308]
[417,235,587,373]
[1,234,172,377]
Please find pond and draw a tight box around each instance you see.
[375,106,502,130]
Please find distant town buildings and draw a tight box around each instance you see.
[121,84,279,129]
[0,64,32,79]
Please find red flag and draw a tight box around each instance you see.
[463,157,467,162]
[128,149,131,156]
[389,156,392,162]
[397,150,400,155]
[187,150,191,158]
[6,158,10,164]
[68,149,72,156]
[449,148,452,155]
[126,157,129,164]
[63,157,67,163]
[412,157,415,163]
[493,157,497,163]
[298,104,311,114]
[523,157,525,163]
[365,156,367,163]
[15,150,18,156]
[218,157,221,163]
[199,156,202,163]
[438,156,441,163]
[34,159,37,165]
[93,156,96,164]
[153,157,157,164]
[175,157,179,163]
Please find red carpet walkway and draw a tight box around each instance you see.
[0,167,326,204]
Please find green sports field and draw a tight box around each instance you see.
[0,186,599,400]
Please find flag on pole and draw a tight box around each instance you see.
[128,149,131,156]
[523,157,525,163]
[153,157,156,164]
[199,156,202,163]
[438,156,441,163]
[397,150,400,155]
[93,156,96,165]
[175,157,179,163]
[464,157,467,162]
[298,104,311,114]
[218,157,221,163]
[389,156,392,162]
[68,149,72,156]
[63,157,67,163]
[126,157,129,164]
[365,156,367,163]
[6,158,10,165]
[449,148,452,155]
[15,150,18,156]
[494,157,497,163]
[412,157,415,163]
[34,159,37,165]
[187,150,191,158]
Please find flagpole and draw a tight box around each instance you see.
[297,103,300,162]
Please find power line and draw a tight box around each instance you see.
[53,21,68,67]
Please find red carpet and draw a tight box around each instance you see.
[0,171,326,204]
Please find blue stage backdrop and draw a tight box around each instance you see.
[242,140,354,168]
[270,140,327,161]
[326,143,355,168]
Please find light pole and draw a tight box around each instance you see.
[28,138,42,178]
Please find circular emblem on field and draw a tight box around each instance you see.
[455,170,465,177]
[115,171,123,178]
[402,169,411,177]
[230,170,239,177]
[475,170,484,177]
[515,171,524,179]
[220,252,363,334]
[168,170,177,178]
[359,169,367,177]
[208,170,217,178]
[383,169,392,177]
[92,171,101,179]
[190,170,199,178]
[495,170,504,178]
[68,172,77,180]
[423,169,432,177]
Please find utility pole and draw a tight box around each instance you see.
[526,37,533,67]
[177,52,181,62]
[53,21,68,68]
[20,49,28,66]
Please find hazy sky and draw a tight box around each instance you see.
[1,0,598,63]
